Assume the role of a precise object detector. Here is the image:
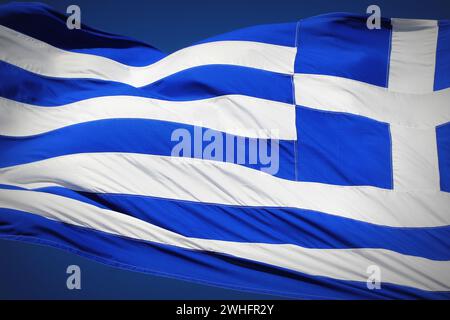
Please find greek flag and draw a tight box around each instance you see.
[0,2,449,299]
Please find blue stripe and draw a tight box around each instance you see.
[437,122,450,192]
[0,118,296,180]
[435,20,450,91]
[24,186,450,261]
[197,22,297,47]
[0,61,293,105]
[0,208,448,299]
[0,2,166,66]
[295,13,391,87]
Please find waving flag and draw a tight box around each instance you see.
[0,2,449,299]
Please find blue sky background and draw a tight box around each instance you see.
[0,0,449,299]
[1,0,449,52]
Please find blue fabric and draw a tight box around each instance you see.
[0,61,293,105]
[0,208,449,300]
[295,106,393,188]
[435,20,450,91]
[437,122,450,192]
[295,13,391,87]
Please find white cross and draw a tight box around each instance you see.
[294,18,449,192]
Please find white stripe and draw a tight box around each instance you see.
[0,188,449,291]
[0,153,448,227]
[391,125,441,192]
[294,74,450,127]
[0,95,295,139]
[388,18,438,94]
[0,25,296,87]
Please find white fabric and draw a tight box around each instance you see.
[0,95,295,139]
[0,153,449,227]
[294,74,450,127]
[388,18,438,94]
[390,125,440,192]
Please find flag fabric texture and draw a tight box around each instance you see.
[0,2,449,299]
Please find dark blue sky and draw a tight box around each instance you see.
[1,0,449,52]
[0,0,449,299]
